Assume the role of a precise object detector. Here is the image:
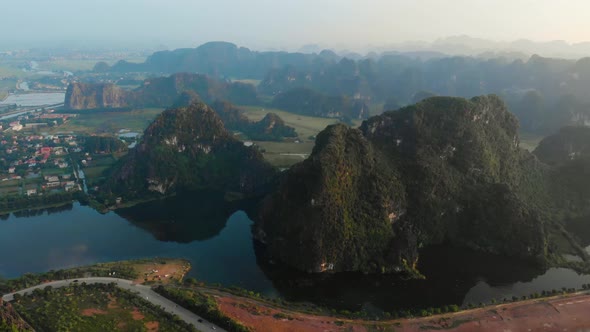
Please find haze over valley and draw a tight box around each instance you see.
[2,1,590,331]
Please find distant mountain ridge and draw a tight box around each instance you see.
[91,41,590,133]
[65,73,258,110]
[105,41,340,79]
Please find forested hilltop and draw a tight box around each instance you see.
[93,41,590,133]
[98,101,276,205]
[259,55,590,134]
[101,41,339,78]
[256,95,590,275]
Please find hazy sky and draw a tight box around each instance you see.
[3,0,590,50]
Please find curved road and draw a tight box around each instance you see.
[2,277,225,332]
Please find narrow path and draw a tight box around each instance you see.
[2,277,225,332]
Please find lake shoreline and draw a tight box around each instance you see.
[5,260,590,332]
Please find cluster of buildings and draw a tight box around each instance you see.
[0,109,75,133]
[0,133,83,196]
[42,174,77,192]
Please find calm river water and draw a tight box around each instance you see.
[1,195,589,312]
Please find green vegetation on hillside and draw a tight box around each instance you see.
[210,100,297,141]
[65,73,259,110]
[99,102,276,206]
[12,283,196,332]
[83,136,128,154]
[155,286,250,332]
[257,95,555,274]
[0,302,33,332]
[533,126,590,165]
[240,105,340,139]
[272,87,368,120]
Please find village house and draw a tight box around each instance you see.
[46,181,61,188]
[38,146,51,156]
[53,147,65,156]
[45,175,59,182]
[63,180,76,187]
[10,124,23,131]
[26,189,37,196]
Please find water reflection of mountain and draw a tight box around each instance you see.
[565,215,590,247]
[116,191,256,243]
[255,243,544,312]
[11,204,74,218]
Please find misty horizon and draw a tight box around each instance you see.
[2,0,590,58]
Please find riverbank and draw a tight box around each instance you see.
[0,258,190,293]
[0,200,75,217]
[207,288,590,331]
[93,195,172,213]
[0,191,84,216]
[4,259,590,331]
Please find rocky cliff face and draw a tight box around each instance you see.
[64,73,258,110]
[256,95,549,274]
[271,87,368,120]
[102,102,276,202]
[65,83,129,109]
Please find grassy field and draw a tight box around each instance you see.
[369,102,386,116]
[520,132,545,151]
[42,168,71,176]
[0,178,21,195]
[231,79,261,86]
[240,106,340,140]
[41,59,108,72]
[0,186,20,195]
[0,258,190,294]
[38,57,147,72]
[83,166,109,179]
[239,106,359,167]
[0,179,21,188]
[0,65,26,78]
[254,141,314,168]
[0,79,17,91]
[52,108,164,134]
[80,154,122,186]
